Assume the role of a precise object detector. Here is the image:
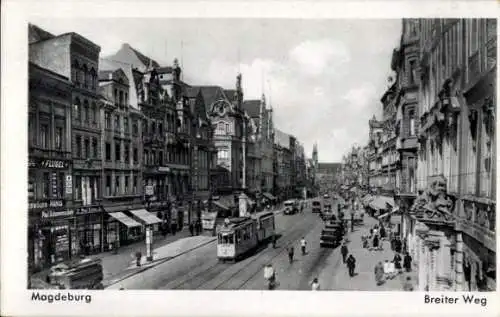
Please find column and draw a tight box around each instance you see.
[417,236,426,291]
[455,232,464,291]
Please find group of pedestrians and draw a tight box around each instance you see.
[188,220,203,236]
[362,223,387,251]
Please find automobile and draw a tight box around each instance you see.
[321,204,336,221]
[283,199,299,215]
[311,200,322,213]
[319,222,344,248]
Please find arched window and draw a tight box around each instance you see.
[90,68,97,89]
[74,98,81,121]
[83,100,89,123]
[83,64,88,88]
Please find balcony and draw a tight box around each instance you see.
[29,147,72,160]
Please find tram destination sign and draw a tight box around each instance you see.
[29,158,69,169]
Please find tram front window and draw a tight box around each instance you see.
[218,233,234,244]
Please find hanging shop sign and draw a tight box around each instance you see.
[65,175,73,195]
[28,158,70,169]
[41,209,74,218]
[145,186,154,196]
[75,206,102,215]
[29,199,65,210]
[148,201,168,208]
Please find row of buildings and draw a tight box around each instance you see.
[27,24,309,271]
[343,19,496,291]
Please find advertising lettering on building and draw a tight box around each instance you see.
[29,158,70,169]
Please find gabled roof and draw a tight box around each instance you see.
[242,100,261,118]
[107,43,160,72]
[193,86,228,113]
[99,58,139,109]
[28,24,55,44]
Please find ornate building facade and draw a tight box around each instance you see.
[403,18,496,291]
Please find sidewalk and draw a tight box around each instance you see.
[94,228,192,282]
[331,211,417,291]
[102,235,216,287]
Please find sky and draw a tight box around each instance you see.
[29,18,401,162]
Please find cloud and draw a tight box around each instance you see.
[342,83,377,113]
[289,39,350,76]
[30,18,401,162]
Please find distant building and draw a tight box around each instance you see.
[316,162,341,193]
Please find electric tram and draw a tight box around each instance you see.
[216,211,276,262]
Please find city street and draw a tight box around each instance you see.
[106,198,415,291]
[106,202,331,290]
[105,200,409,291]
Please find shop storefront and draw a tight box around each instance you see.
[106,211,142,246]
[146,200,170,235]
[73,206,104,255]
[28,199,74,270]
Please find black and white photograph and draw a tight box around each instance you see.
[1,1,499,316]
[24,16,496,292]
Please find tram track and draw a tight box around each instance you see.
[170,212,316,290]
[233,215,324,290]
[208,213,323,290]
[170,213,309,290]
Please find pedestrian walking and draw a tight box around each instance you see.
[372,234,379,250]
[393,253,402,273]
[350,213,355,232]
[288,246,294,264]
[135,251,142,267]
[272,234,277,248]
[346,254,356,277]
[311,278,320,290]
[383,260,391,280]
[189,222,194,236]
[374,261,385,286]
[341,243,348,263]
[403,276,414,291]
[300,238,307,255]
[403,252,413,272]
[380,226,386,240]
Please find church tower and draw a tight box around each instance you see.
[312,142,318,169]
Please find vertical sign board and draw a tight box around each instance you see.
[65,175,73,195]
[51,172,58,197]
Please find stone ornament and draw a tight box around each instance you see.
[409,175,455,224]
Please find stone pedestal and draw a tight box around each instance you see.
[239,194,248,218]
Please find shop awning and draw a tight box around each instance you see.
[377,207,400,219]
[262,192,277,201]
[108,212,141,228]
[369,196,396,211]
[130,209,162,225]
[213,201,229,211]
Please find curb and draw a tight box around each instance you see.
[104,237,216,288]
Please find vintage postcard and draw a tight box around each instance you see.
[1,1,498,316]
